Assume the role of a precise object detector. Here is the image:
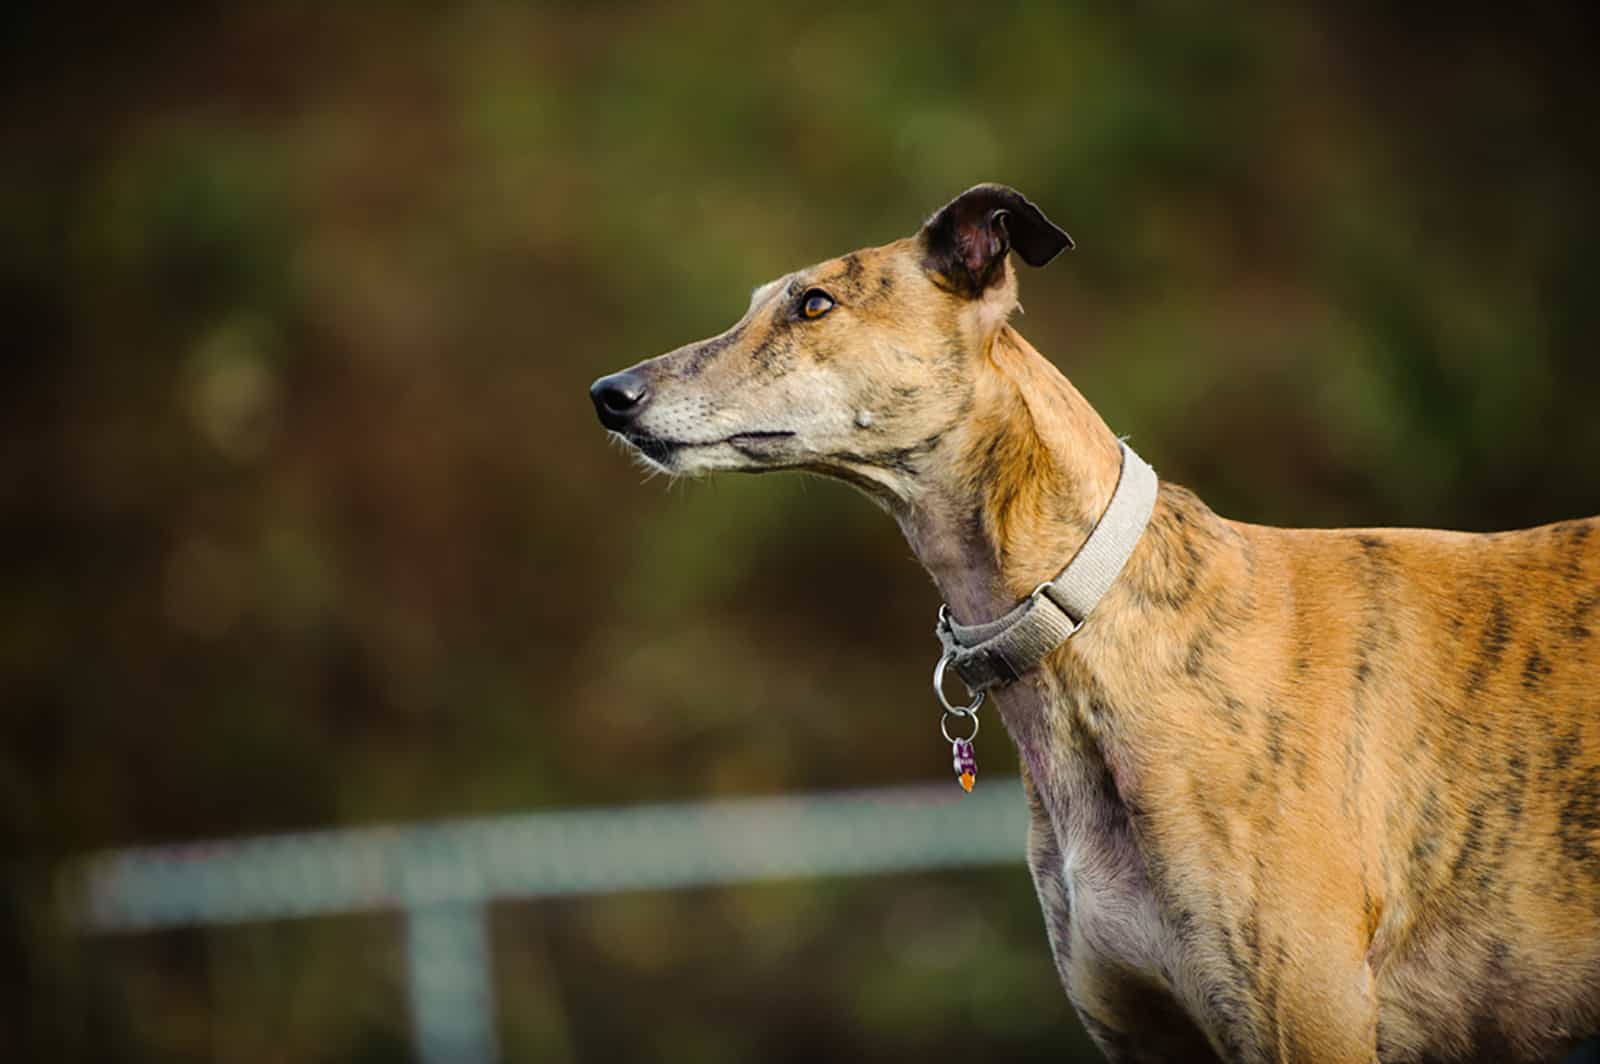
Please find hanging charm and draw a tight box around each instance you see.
[951,737,978,792]
[933,652,983,794]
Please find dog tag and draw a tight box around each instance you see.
[951,738,977,792]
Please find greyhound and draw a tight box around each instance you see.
[589,184,1600,1062]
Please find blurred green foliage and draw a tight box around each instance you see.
[3,2,1598,1060]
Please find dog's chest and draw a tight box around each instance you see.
[1026,733,1176,981]
[1060,781,1170,972]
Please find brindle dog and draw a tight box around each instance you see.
[589,185,1600,1063]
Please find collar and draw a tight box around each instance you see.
[934,441,1158,692]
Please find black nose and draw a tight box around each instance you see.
[589,370,650,430]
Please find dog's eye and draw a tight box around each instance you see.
[800,289,835,320]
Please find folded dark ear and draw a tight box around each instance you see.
[920,184,1073,295]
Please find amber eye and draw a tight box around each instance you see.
[800,289,835,320]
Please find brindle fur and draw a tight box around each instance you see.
[592,185,1600,1063]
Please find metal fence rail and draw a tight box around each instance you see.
[62,781,1029,1063]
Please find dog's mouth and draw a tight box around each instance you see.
[623,429,796,466]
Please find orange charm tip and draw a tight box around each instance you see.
[959,772,976,792]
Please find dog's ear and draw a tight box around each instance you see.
[921,184,1073,295]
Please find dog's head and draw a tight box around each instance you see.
[590,184,1071,500]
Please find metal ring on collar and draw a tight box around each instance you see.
[940,707,980,744]
[932,653,984,715]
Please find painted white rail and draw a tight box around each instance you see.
[63,781,1029,1064]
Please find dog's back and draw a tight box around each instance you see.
[1279,516,1600,1059]
[1067,493,1600,1061]
[1192,513,1600,1059]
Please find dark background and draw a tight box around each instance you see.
[5,2,1598,1060]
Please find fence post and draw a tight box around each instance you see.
[406,902,498,1064]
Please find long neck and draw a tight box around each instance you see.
[894,325,1126,630]
[890,325,1245,790]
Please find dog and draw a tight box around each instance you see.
[589,184,1600,1062]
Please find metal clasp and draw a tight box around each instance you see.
[932,652,984,716]
[939,703,980,743]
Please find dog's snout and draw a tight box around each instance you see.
[589,370,650,430]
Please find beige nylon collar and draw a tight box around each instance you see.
[934,442,1159,692]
